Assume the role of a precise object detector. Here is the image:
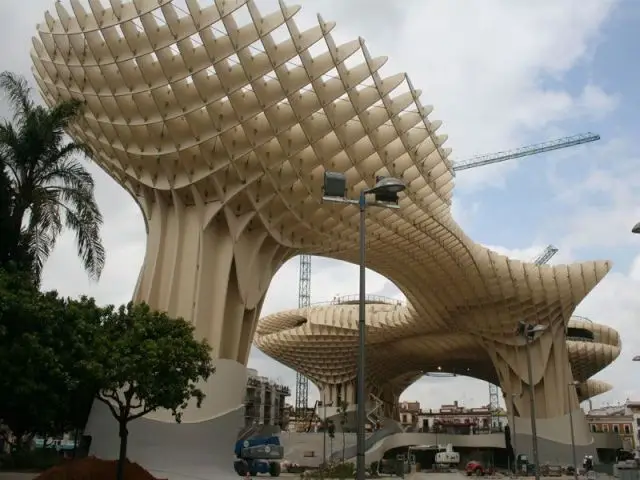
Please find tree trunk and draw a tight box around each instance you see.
[117,421,128,480]
[72,428,79,459]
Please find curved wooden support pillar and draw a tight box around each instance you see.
[135,191,292,368]
[485,320,594,456]
[84,191,292,475]
[483,319,577,419]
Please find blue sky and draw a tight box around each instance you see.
[457,0,638,264]
[1,0,637,410]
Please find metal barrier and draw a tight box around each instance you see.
[310,294,405,308]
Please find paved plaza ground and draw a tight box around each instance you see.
[0,471,616,480]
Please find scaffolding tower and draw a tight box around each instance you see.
[295,255,312,416]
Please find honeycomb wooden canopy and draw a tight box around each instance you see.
[31,0,616,423]
[256,303,620,401]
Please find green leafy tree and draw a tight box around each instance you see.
[0,269,105,450]
[91,302,215,480]
[0,71,104,281]
[327,419,335,461]
[337,400,349,462]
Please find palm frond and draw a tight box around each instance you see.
[37,145,95,191]
[24,188,64,279]
[0,72,35,126]
[44,184,105,281]
[0,122,22,185]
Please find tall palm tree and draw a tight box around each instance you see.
[0,72,105,281]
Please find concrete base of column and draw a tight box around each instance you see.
[511,410,597,465]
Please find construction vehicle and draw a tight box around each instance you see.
[233,436,283,477]
[435,444,461,468]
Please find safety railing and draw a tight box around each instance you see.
[566,336,594,343]
[310,294,405,308]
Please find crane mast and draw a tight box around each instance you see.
[294,133,599,419]
[295,255,312,420]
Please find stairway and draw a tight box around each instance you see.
[328,395,401,462]
[367,394,384,429]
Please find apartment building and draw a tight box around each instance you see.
[244,368,291,429]
[625,400,640,451]
[586,403,636,451]
[400,400,508,433]
[399,401,421,429]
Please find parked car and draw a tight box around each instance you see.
[465,460,493,476]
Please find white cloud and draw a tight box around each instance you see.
[1,0,631,412]
[577,84,620,118]
[549,143,640,254]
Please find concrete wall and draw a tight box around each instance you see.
[84,359,247,480]
[279,432,359,466]
[510,410,600,465]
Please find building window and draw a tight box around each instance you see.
[624,425,631,434]
[401,414,407,424]
[603,425,609,433]
[590,425,597,433]
[613,425,619,434]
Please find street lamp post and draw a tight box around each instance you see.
[322,397,327,476]
[567,381,580,480]
[322,172,406,480]
[516,321,548,480]
[511,392,520,471]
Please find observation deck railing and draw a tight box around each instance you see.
[310,294,405,308]
[566,336,594,343]
[570,315,593,323]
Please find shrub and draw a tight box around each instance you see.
[305,462,356,479]
[0,449,62,472]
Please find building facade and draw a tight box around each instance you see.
[625,401,640,452]
[399,400,508,434]
[244,369,290,429]
[586,404,635,451]
[399,401,421,429]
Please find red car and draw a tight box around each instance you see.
[466,461,493,476]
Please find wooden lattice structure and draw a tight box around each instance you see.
[31,0,618,449]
